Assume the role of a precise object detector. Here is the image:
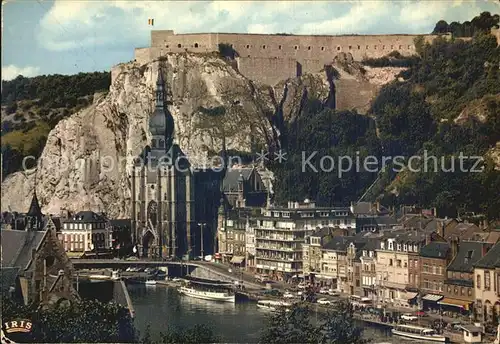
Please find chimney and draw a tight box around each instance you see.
[425,233,432,246]
[451,237,459,259]
[482,243,490,257]
[438,221,444,238]
[375,202,381,213]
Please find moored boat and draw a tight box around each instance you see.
[145,280,157,286]
[256,300,292,311]
[178,276,235,303]
[391,324,448,342]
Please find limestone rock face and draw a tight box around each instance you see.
[2,54,278,217]
[1,52,400,217]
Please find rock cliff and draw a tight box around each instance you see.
[1,52,400,217]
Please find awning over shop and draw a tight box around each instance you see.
[67,251,84,258]
[438,298,471,310]
[423,294,443,302]
[403,292,418,300]
[230,256,245,264]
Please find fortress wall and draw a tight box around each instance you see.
[236,57,298,85]
[151,31,445,62]
[134,48,151,65]
[300,59,325,75]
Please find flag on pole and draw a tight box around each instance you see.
[148,18,154,26]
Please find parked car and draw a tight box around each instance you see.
[283,291,295,299]
[401,313,418,321]
[327,290,340,296]
[126,256,139,261]
[319,288,329,294]
[317,298,331,305]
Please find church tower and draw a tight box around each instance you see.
[130,61,195,259]
[25,192,43,231]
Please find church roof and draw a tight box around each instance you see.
[1,229,46,269]
[27,193,43,218]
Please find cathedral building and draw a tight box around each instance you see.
[130,64,196,259]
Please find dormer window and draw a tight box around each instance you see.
[362,250,367,256]
[403,244,407,251]
[397,243,401,251]
[380,242,385,249]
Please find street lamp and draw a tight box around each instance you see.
[198,223,206,259]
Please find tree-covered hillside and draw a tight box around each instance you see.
[273,13,500,220]
[1,72,111,176]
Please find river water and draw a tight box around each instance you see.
[127,284,426,343]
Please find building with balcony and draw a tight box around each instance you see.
[60,211,112,257]
[217,208,251,265]
[303,227,348,276]
[360,240,379,300]
[375,230,435,309]
[254,200,355,280]
[320,236,356,290]
[473,241,500,324]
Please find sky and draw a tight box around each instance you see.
[2,0,499,80]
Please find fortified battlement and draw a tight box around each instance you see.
[135,30,450,85]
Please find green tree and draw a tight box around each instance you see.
[259,301,369,344]
[1,297,137,343]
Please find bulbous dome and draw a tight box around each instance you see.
[149,108,166,136]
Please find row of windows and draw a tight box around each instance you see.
[381,241,420,252]
[447,285,472,297]
[63,222,106,230]
[165,42,415,51]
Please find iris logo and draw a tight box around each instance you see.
[3,320,32,334]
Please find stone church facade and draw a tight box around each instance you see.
[130,64,196,259]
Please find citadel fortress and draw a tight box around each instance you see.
[135,28,500,85]
[135,30,447,85]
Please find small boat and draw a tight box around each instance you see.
[88,274,110,280]
[391,324,448,342]
[257,300,292,311]
[145,280,157,286]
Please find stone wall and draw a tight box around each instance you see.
[134,30,447,85]
[334,78,379,114]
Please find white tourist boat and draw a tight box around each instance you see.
[145,280,157,286]
[256,300,292,311]
[391,324,448,342]
[178,277,235,303]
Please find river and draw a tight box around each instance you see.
[127,284,427,343]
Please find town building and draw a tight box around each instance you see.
[245,215,258,271]
[440,240,493,315]
[222,167,269,208]
[419,241,451,309]
[473,241,500,324]
[319,236,356,291]
[60,211,112,258]
[303,227,345,277]
[217,208,251,265]
[360,239,379,300]
[375,230,441,310]
[253,200,355,280]
[0,193,78,306]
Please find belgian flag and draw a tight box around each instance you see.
[148,18,154,26]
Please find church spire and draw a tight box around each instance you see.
[155,65,165,110]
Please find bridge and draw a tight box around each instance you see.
[70,259,262,288]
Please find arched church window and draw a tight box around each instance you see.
[152,139,157,148]
[159,139,165,148]
[177,44,182,48]
[147,201,158,228]
[194,43,199,48]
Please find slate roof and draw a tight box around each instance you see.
[63,211,106,223]
[0,267,20,296]
[445,223,481,241]
[27,193,43,218]
[1,229,46,269]
[110,219,132,228]
[323,236,355,251]
[420,241,450,259]
[223,168,254,192]
[474,242,500,269]
[447,241,492,273]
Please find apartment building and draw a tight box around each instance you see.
[217,208,250,265]
[360,240,379,300]
[303,227,350,276]
[441,240,493,314]
[254,200,355,280]
[419,241,451,309]
[245,216,258,271]
[60,211,112,257]
[375,230,431,309]
[473,242,500,323]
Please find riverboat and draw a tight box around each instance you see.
[178,276,235,303]
[391,324,448,342]
[256,300,292,311]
